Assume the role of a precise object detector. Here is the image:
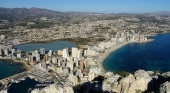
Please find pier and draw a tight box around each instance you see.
[0,71,29,90]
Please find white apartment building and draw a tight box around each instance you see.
[63,48,69,58]
[72,47,78,58]
[77,50,82,60]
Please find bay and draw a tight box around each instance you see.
[0,60,25,80]
[103,33,170,73]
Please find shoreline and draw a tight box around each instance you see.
[0,57,33,71]
[97,39,154,71]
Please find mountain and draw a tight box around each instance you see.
[0,7,63,17]
[140,11,170,16]
[0,7,74,22]
[0,7,170,23]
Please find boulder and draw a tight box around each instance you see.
[0,90,7,93]
[147,71,154,76]
[104,70,152,93]
[31,84,74,93]
[159,81,170,93]
[162,72,170,78]
[128,70,152,93]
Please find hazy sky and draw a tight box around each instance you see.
[1,0,170,13]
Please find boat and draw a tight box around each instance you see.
[14,80,20,83]
[20,77,26,81]
[10,79,14,82]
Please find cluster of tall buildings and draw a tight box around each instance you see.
[0,45,22,59]
[0,44,102,86]
[27,47,102,86]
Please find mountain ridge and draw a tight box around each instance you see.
[0,7,170,16]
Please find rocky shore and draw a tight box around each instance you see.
[78,70,170,93]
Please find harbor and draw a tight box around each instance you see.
[0,70,64,91]
[0,71,28,90]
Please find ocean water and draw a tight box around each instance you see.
[8,77,54,93]
[14,41,76,52]
[103,33,170,73]
[0,60,25,79]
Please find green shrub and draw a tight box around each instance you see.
[135,89,141,93]
[73,84,81,92]
[114,71,130,77]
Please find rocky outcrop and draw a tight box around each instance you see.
[103,70,152,93]
[159,81,170,93]
[162,72,170,77]
[31,84,74,93]
[0,90,7,93]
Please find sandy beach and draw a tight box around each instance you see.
[97,41,131,71]
[0,57,33,71]
[97,39,154,71]
[13,60,33,71]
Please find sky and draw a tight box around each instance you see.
[0,0,170,14]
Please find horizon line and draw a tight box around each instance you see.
[0,7,170,14]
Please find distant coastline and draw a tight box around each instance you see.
[97,39,154,71]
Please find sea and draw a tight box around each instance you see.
[0,60,26,80]
[103,33,170,73]
[0,41,76,92]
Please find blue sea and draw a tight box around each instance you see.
[103,33,170,73]
[0,60,25,79]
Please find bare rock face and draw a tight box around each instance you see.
[118,74,135,93]
[31,84,74,93]
[102,74,121,92]
[0,90,7,93]
[159,81,170,93]
[103,70,152,93]
[162,72,170,77]
[147,71,154,76]
[128,70,152,93]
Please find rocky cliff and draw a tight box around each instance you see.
[78,70,170,93]
[31,84,74,93]
[103,70,152,93]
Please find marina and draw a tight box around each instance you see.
[0,71,28,90]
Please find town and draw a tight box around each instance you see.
[0,7,170,93]
[0,29,152,91]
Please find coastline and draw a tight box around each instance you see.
[97,41,130,71]
[12,59,33,71]
[97,39,154,71]
[0,57,33,71]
